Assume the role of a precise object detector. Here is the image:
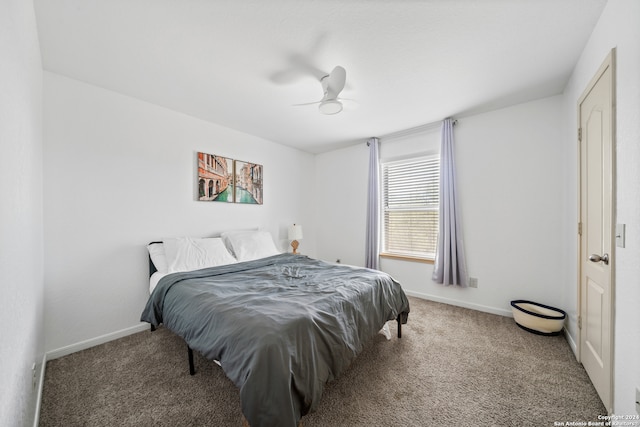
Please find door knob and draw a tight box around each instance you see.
[589,253,609,265]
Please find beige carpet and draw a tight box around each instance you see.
[40,297,606,426]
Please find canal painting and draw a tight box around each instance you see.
[234,160,263,204]
[198,152,234,202]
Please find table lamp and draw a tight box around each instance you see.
[288,224,303,254]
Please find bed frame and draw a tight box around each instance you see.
[146,241,403,376]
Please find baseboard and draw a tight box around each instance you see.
[564,326,578,357]
[46,323,150,361]
[404,290,513,317]
[33,353,46,427]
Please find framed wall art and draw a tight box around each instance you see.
[198,152,234,202]
[234,160,263,205]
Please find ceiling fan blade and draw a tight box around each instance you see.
[323,66,346,99]
[269,47,328,84]
[292,100,322,106]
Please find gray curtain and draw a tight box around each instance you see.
[365,137,380,270]
[432,119,468,286]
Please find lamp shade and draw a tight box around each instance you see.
[288,224,303,240]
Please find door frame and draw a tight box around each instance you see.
[576,48,616,412]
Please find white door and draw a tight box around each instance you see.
[578,50,615,412]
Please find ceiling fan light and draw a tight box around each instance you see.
[318,100,343,115]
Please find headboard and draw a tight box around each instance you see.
[148,241,162,278]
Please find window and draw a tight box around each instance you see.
[381,155,439,261]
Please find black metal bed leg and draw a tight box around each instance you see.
[397,314,402,338]
[150,324,156,332]
[188,346,195,375]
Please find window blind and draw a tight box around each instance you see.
[382,156,439,258]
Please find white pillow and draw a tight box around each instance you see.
[147,242,168,274]
[163,237,237,273]
[220,231,280,262]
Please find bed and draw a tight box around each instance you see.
[140,232,410,427]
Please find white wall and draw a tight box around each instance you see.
[43,72,316,353]
[314,143,369,266]
[316,96,565,317]
[0,1,44,426]
[561,0,640,415]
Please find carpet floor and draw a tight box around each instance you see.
[40,297,606,426]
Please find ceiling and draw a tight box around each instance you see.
[34,0,607,154]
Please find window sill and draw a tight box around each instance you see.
[380,253,435,264]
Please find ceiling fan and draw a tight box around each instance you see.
[294,65,348,115]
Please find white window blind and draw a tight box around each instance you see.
[381,156,439,259]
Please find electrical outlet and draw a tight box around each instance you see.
[468,277,478,288]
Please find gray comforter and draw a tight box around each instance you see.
[140,253,410,427]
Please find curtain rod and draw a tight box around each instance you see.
[369,118,458,144]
